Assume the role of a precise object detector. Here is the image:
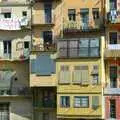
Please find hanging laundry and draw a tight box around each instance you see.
[0,18,21,30]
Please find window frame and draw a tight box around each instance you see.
[68,9,76,21]
[60,96,70,108]
[74,96,89,108]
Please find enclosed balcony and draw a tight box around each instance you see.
[57,38,100,58]
[104,44,120,58]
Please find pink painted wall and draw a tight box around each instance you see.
[105,96,120,119]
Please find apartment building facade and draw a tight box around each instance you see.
[0,0,32,120]
[104,0,120,119]
[56,0,105,119]
[30,0,62,120]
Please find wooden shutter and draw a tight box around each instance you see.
[73,66,82,84]
[91,65,99,85]
[92,96,99,109]
[0,41,3,58]
[59,65,70,84]
[81,66,89,85]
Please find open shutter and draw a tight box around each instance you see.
[0,41,3,58]
[73,66,82,84]
[91,65,99,85]
[59,65,70,84]
[81,66,89,85]
[92,96,99,109]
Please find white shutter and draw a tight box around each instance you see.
[0,41,3,57]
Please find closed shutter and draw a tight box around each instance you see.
[0,41,3,58]
[81,66,89,85]
[59,65,70,84]
[92,96,99,109]
[31,59,36,73]
[73,66,82,84]
[36,54,51,76]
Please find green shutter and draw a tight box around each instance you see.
[92,96,99,109]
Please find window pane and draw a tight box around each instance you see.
[90,38,99,47]
[60,96,70,107]
[79,39,89,47]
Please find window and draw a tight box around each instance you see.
[80,9,89,29]
[58,38,100,58]
[3,41,11,54]
[0,103,9,120]
[60,96,70,107]
[109,32,117,44]
[44,3,52,23]
[92,8,99,19]
[110,100,116,118]
[22,11,27,17]
[24,41,29,49]
[110,0,117,10]
[3,13,11,18]
[74,96,89,108]
[110,66,117,88]
[43,112,49,120]
[92,96,99,109]
[68,9,76,21]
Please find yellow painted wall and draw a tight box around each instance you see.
[57,94,102,119]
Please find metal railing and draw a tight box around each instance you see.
[32,43,56,52]
[0,87,31,96]
[33,100,56,108]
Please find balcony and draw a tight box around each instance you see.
[58,48,100,58]
[104,88,120,95]
[0,87,31,96]
[32,14,55,27]
[32,43,56,52]
[0,49,29,61]
[33,100,56,109]
[107,10,120,25]
[34,0,61,2]
[63,20,104,34]
[0,17,30,31]
[104,44,120,58]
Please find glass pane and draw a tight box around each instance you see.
[90,38,99,47]
[79,48,88,57]
[69,48,78,57]
[90,48,99,57]
[69,41,77,48]
[79,39,89,47]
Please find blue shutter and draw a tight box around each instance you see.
[31,59,36,73]
[36,54,51,76]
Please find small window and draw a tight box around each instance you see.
[109,32,117,44]
[22,11,27,17]
[92,8,99,19]
[24,41,29,49]
[4,12,11,18]
[74,96,89,108]
[68,9,76,21]
[60,96,70,108]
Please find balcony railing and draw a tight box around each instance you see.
[0,87,31,96]
[58,47,100,58]
[32,43,56,52]
[104,88,120,95]
[33,100,56,108]
[104,44,120,58]
[107,10,120,24]
[63,20,103,33]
